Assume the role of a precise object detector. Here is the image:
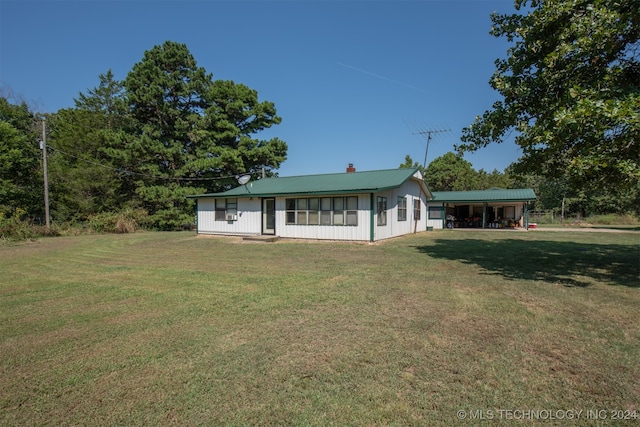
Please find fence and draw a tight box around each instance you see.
[529,210,583,224]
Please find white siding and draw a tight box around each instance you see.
[275,194,372,241]
[426,202,445,229]
[195,177,429,241]
[372,180,428,241]
[196,197,261,235]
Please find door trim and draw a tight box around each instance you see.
[262,198,276,235]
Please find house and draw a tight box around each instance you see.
[426,188,537,229]
[188,165,431,242]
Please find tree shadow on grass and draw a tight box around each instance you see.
[415,239,640,288]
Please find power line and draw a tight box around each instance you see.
[48,145,243,182]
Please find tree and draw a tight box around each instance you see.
[421,152,514,191]
[199,79,287,190]
[119,41,287,229]
[424,152,478,191]
[74,69,127,123]
[399,154,425,174]
[506,164,640,218]
[0,98,42,221]
[48,109,125,220]
[475,168,515,189]
[459,0,639,189]
[47,71,130,221]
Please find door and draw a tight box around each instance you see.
[262,198,275,235]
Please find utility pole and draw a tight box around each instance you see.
[413,128,451,168]
[40,120,50,229]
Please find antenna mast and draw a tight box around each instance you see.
[413,128,451,168]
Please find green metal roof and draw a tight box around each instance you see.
[188,168,430,198]
[431,188,536,203]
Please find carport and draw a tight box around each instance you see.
[427,188,536,230]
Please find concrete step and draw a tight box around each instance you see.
[242,235,279,243]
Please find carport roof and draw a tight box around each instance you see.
[188,168,430,198]
[430,188,536,203]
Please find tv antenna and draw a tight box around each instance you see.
[412,127,451,168]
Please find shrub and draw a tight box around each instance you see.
[587,214,640,225]
[0,210,60,242]
[87,208,149,234]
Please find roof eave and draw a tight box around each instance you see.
[432,198,536,203]
[189,188,406,199]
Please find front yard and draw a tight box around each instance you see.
[0,230,638,425]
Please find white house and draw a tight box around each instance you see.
[188,166,431,242]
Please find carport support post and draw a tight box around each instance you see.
[482,203,487,229]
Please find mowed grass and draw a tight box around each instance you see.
[0,230,638,426]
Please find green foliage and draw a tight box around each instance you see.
[117,41,287,229]
[74,69,127,121]
[87,208,149,234]
[399,154,425,174]
[47,108,126,221]
[406,152,517,192]
[475,167,515,189]
[512,169,640,218]
[460,0,640,189]
[0,209,59,242]
[587,214,640,226]
[423,152,480,191]
[1,41,288,231]
[0,99,43,220]
[0,210,33,241]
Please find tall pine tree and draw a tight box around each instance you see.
[121,41,287,229]
[47,70,129,221]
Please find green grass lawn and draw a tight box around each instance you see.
[1,230,638,426]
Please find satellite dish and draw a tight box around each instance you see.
[237,174,251,185]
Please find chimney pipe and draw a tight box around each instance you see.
[346,163,356,173]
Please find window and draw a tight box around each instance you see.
[320,197,332,225]
[413,199,421,220]
[333,197,344,225]
[346,196,358,225]
[377,196,387,226]
[296,198,307,224]
[428,206,444,219]
[215,198,237,221]
[227,199,237,215]
[285,196,358,226]
[286,199,296,224]
[398,197,407,221]
[308,198,319,225]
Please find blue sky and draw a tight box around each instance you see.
[1,0,523,177]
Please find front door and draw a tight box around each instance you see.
[262,198,275,235]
